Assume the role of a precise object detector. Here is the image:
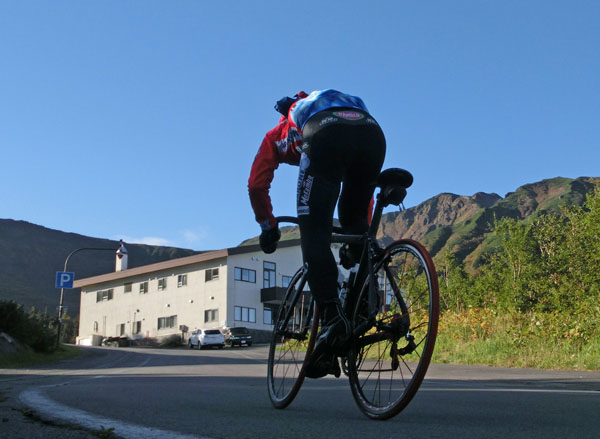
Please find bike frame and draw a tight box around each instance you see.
[276,186,408,340]
[274,265,316,342]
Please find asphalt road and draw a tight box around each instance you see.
[1,345,599,439]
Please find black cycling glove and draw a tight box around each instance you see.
[260,227,281,254]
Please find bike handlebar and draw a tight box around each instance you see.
[275,216,300,226]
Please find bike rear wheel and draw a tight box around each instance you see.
[267,265,319,409]
[347,240,439,420]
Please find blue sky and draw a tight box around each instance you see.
[1,1,599,251]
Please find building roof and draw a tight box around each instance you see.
[73,239,301,289]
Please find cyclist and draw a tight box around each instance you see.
[248,89,386,377]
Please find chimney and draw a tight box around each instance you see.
[116,240,128,271]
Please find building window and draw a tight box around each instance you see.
[204,309,219,323]
[96,289,114,302]
[264,307,273,325]
[117,323,125,336]
[139,282,149,294]
[282,275,293,288]
[177,274,187,287]
[235,306,256,323]
[264,262,276,288]
[134,321,142,335]
[158,315,177,330]
[234,267,256,283]
[158,277,167,291]
[205,268,219,282]
[124,283,132,293]
[93,321,99,332]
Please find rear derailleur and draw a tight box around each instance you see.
[390,334,417,370]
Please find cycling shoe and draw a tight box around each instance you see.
[305,351,341,379]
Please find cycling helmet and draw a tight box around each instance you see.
[274,91,308,115]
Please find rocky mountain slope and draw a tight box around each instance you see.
[241,176,600,270]
[380,176,600,268]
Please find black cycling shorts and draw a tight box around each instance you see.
[296,108,386,305]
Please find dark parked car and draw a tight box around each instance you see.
[222,327,253,347]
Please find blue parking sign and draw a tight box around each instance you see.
[55,272,75,289]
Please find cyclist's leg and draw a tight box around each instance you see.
[296,152,340,308]
[296,155,346,378]
[338,122,386,262]
[297,123,352,377]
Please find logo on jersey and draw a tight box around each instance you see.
[333,111,364,120]
[320,116,339,126]
[297,154,312,216]
[275,138,288,153]
[299,175,313,212]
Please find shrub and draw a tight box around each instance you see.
[0,301,56,352]
[160,334,182,347]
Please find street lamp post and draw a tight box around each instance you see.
[56,246,119,349]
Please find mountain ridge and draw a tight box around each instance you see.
[384,176,600,268]
[240,176,600,268]
[0,219,198,316]
[2,175,599,315]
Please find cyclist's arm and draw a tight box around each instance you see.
[248,117,303,230]
[248,125,284,231]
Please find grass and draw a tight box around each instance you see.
[274,309,600,371]
[0,344,83,369]
[433,309,600,371]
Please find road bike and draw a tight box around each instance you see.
[266,168,440,420]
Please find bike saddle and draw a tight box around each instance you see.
[377,168,414,189]
[377,168,413,207]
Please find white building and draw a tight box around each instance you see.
[74,240,342,345]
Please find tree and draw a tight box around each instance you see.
[491,217,541,311]
[439,251,473,311]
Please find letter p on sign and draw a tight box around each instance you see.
[56,272,75,289]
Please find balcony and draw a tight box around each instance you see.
[260,287,311,305]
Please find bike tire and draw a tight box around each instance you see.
[347,239,439,420]
[267,265,319,409]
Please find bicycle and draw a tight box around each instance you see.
[266,168,440,420]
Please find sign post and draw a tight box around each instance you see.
[55,246,119,349]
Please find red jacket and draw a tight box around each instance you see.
[249,90,373,231]
[248,115,302,230]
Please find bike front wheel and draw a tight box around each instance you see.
[267,265,318,409]
[347,240,439,420]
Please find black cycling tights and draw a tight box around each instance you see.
[297,109,386,307]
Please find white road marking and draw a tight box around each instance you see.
[19,387,213,439]
[421,387,599,395]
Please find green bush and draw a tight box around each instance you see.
[0,300,56,352]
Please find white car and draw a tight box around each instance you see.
[188,329,225,350]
